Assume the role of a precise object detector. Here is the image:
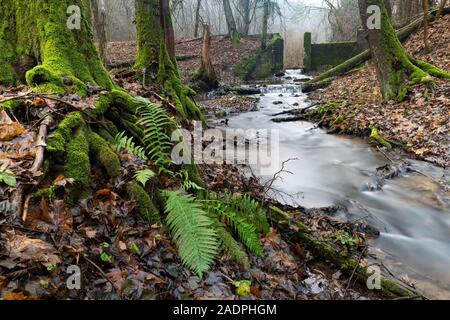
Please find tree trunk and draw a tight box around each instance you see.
[192,24,218,89]
[422,0,430,52]
[0,0,112,93]
[134,0,203,120]
[194,0,202,38]
[261,0,269,49]
[358,0,449,101]
[90,0,108,64]
[223,0,240,43]
[241,0,251,36]
[437,0,448,18]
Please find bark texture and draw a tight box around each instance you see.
[192,24,218,89]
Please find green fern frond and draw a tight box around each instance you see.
[205,192,270,234]
[136,101,175,171]
[214,222,250,268]
[134,169,156,187]
[113,132,148,160]
[225,193,271,234]
[200,193,264,256]
[164,191,219,277]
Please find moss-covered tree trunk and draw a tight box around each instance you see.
[0,0,113,94]
[134,0,203,120]
[223,0,240,43]
[358,0,450,101]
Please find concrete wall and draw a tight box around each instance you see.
[303,32,365,72]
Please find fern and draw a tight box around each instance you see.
[113,132,148,160]
[214,221,250,268]
[221,192,270,234]
[164,191,219,277]
[134,169,156,187]
[136,101,175,171]
[179,169,204,191]
[199,192,264,256]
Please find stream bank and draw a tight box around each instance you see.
[200,69,450,299]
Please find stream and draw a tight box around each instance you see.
[218,69,450,299]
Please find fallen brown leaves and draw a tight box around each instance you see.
[311,15,450,167]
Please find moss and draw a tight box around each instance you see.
[370,128,392,149]
[413,60,450,80]
[134,0,161,71]
[47,112,84,154]
[309,100,342,120]
[87,132,121,178]
[231,31,241,45]
[1,0,114,94]
[91,89,140,117]
[64,128,90,202]
[234,50,259,80]
[126,181,161,224]
[31,185,59,202]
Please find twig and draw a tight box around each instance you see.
[377,146,394,163]
[22,195,31,222]
[30,116,52,174]
[344,246,368,295]
[83,255,122,297]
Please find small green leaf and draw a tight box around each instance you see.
[2,174,17,187]
[129,242,140,255]
[101,242,110,248]
[100,252,112,263]
[233,280,251,297]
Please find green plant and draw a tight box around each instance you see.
[179,169,204,191]
[136,101,175,171]
[113,131,148,160]
[0,168,16,187]
[199,192,268,257]
[336,231,357,247]
[134,169,156,187]
[164,191,219,277]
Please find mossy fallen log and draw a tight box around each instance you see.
[302,77,333,93]
[268,205,421,299]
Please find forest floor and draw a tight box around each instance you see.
[0,62,386,301]
[107,35,260,87]
[309,15,450,168]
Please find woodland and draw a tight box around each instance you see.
[0,0,449,301]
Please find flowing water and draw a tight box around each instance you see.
[220,69,450,299]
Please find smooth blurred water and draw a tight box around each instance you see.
[223,69,450,299]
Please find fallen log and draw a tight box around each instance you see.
[268,205,422,299]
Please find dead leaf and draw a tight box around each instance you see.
[7,234,61,267]
[3,291,38,300]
